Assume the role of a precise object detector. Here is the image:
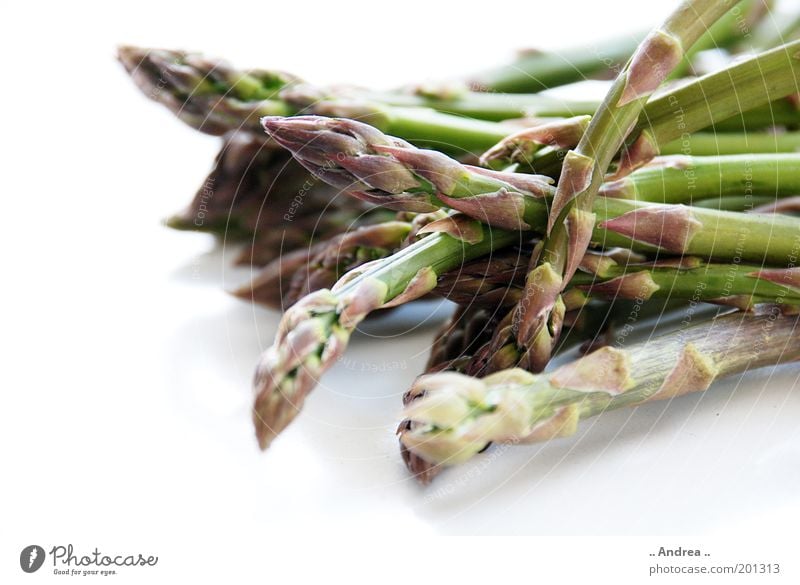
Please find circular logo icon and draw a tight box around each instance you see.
[20,545,45,573]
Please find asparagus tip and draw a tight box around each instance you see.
[397,422,441,485]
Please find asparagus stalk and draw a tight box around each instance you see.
[599,153,800,204]
[250,199,800,447]
[400,308,800,468]
[116,44,600,128]
[435,248,800,312]
[487,39,800,172]
[674,0,772,74]
[535,129,800,181]
[468,1,768,93]
[261,114,557,224]
[264,116,800,266]
[467,33,645,94]
[234,220,413,308]
[388,92,798,130]
[117,46,515,153]
[239,211,800,314]
[363,88,601,123]
[568,257,800,309]
[251,216,523,448]
[119,45,797,153]
[619,39,800,175]
[659,130,800,155]
[402,288,696,483]
[502,1,754,375]
[401,294,625,483]
[693,194,776,210]
[237,209,450,304]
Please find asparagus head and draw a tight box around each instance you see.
[117,46,296,135]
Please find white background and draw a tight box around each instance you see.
[3,0,800,582]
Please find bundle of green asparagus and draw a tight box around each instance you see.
[122,0,800,486]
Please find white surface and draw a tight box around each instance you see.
[3,0,800,581]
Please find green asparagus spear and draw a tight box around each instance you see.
[263,116,800,266]
[400,308,800,468]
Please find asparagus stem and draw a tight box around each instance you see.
[467,32,645,93]
[117,46,512,152]
[234,220,413,308]
[435,247,800,311]
[400,309,800,468]
[120,44,798,154]
[521,128,800,177]
[569,257,800,306]
[251,193,800,448]
[672,0,771,77]
[600,153,800,204]
[251,217,523,448]
[401,295,626,484]
[659,130,800,155]
[692,194,778,210]
[364,89,600,122]
[265,116,800,266]
[492,40,800,172]
[261,115,556,227]
[594,197,800,267]
[502,1,752,373]
[467,1,769,95]
[622,39,800,174]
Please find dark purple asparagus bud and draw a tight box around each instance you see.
[165,132,306,237]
